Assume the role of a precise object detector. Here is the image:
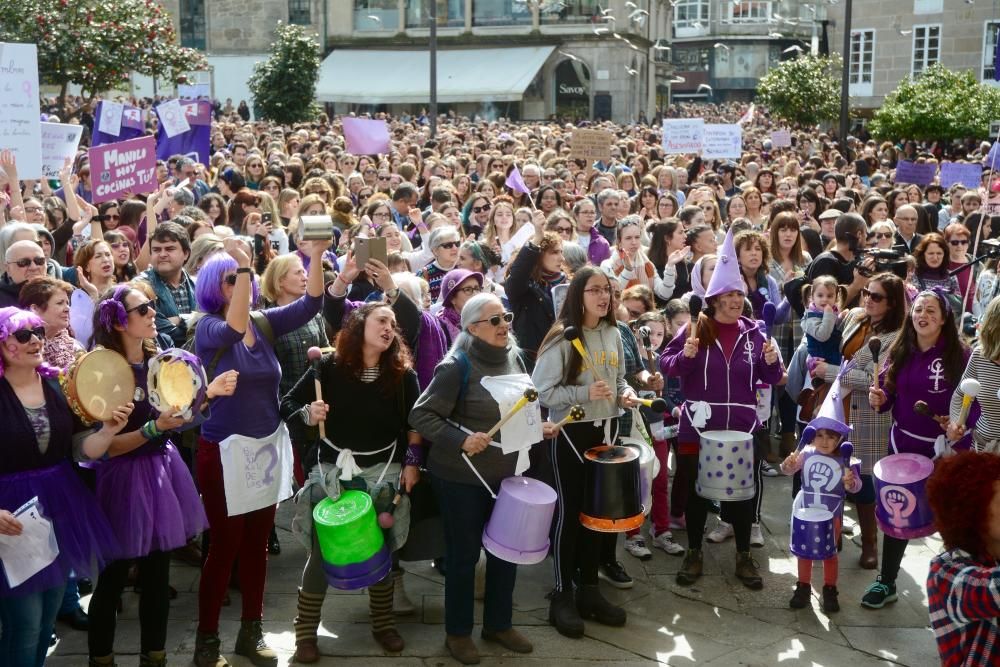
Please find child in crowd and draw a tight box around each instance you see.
[797,276,846,417]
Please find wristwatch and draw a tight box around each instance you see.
[236,267,252,275]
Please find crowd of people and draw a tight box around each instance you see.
[0,101,998,667]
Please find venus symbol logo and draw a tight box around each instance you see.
[880,485,915,527]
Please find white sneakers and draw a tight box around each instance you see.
[750,523,765,548]
[652,530,685,555]
[625,535,653,560]
[706,520,734,543]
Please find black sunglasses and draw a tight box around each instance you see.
[126,301,154,316]
[472,312,513,327]
[11,257,46,268]
[437,241,461,250]
[472,204,492,214]
[861,288,886,303]
[224,273,239,286]
[12,326,46,344]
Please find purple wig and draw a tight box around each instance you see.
[0,306,59,379]
[195,253,260,315]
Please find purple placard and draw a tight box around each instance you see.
[894,160,937,186]
[92,101,145,147]
[940,162,984,189]
[342,117,390,155]
[89,135,157,204]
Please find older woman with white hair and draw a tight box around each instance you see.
[417,226,462,301]
[410,293,537,665]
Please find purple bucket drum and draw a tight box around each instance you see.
[790,507,837,561]
[482,476,557,565]
[697,430,755,501]
[874,453,936,540]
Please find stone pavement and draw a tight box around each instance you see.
[46,473,939,666]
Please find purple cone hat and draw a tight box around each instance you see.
[800,377,851,445]
[704,227,745,299]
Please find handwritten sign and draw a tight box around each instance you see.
[570,128,613,165]
[40,122,83,179]
[0,42,43,179]
[662,118,704,154]
[342,117,390,155]
[770,129,792,148]
[157,99,190,138]
[894,160,936,186]
[939,162,983,189]
[89,135,157,203]
[702,124,743,159]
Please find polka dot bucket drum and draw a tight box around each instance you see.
[696,430,755,502]
[789,506,837,561]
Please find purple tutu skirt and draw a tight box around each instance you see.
[93,441,207,559]
[0,461,119,597]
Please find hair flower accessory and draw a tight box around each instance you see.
[98,285,131,332]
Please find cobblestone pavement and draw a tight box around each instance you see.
[46,474,938,666]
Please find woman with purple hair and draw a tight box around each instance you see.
[192,237,329,667]
[84,284,212,667]
[0,306,133,667]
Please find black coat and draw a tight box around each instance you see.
[505,242,555,369]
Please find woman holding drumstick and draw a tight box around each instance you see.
[532,266,639,639]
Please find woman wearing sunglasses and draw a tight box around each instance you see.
[410,293,537,664]
[85,284,212,667]
[943,223,976,313]
[533,267,639,638]
[461,195,493,238]
[191,236,329,667]
[0,306,132,667]
[416,227,462,302]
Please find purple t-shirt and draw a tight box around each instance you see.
[196,294,322,442]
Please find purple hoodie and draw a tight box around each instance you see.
[660,316,783,444]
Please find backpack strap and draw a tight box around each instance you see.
[454,348,471,401]
[205,311,275,381]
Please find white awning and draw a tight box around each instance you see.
[317,46,555,104]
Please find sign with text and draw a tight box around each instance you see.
[894,160,937,186]
[985,196,1000,218]
[939,162,983,189]
[570,128,613,165]
[89,135,157,203]
[0,42,42,179]
[662,118,704,154]
[770,129,792,148]
[40,122,83,179]
[702,124,743,159]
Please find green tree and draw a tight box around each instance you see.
[755,55,842,127]
[869,64,1000,141]
[0,0,206,117]
[248,23,321,124]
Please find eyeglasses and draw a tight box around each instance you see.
[949,239,969,246]
[472,204,492,214]
[11,326,46,344]
[584,286,613,296]
[378,176,391,181]
[472,312,513,327]
[364,170,377,175]
[23,206,43,214]
[224,273,239,286]
[874,232,893,239]
[125,301,154,316]
[861,288,886,303]
[455,285,482,296]
[437,241,461,250]
[10,257,46,268]
[372,211,391,220]
[555,225,573,234]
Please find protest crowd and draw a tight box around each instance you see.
[0,88,999,667]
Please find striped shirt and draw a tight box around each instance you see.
[950,347,997,449]
[926,548,1000,667]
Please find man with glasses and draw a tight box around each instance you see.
[173,156,210,201]
[138,223,195,347]
[1,240,47,307]
[892,205,922,254]
[390,183,419,229]
[375,170,392,194]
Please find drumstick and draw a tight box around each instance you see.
[840,441,854,470]
[914,400,948,426]
[956,378,980,429]
[638,326,657,369]
[688,316,698,342]
[554,405,586,429]
[632,396,668,412]
[761,301,776,336]
[486,388,538,438]
[378,488,407,529]
[307,346,326,439]
[563,326,605,383]
[868,338,882,391]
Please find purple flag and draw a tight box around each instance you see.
[505,166,531,195]
[155,100,212,166]
[342,117,390,155]
[92,101,145,147]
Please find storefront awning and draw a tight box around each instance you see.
[317,46,555,104]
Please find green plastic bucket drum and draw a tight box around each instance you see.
[313,490,391,590]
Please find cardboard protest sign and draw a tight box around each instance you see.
[342,117,391,155]
[939,162,983,189]
[93,101,145,147]
[40,123,83,179]
[0,42,42,178]
[157,99,190,138]
[570,128,613,165]
[702,124,742,159]
[894,160,937,186]
[89,135,157,203]
[662,119,703,154]
[770,130,792,148]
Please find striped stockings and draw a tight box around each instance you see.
[368,579,395,634]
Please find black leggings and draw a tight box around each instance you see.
[551,419,618,592]
[88,551,171,657]
[879,535,909,584]
[678,452,754,552]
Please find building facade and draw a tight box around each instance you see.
[826,0,999,114]
[162,0,677,124]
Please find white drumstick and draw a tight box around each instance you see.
[957,378,980,429]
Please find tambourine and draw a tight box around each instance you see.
[148,348,208,420]
[60,348,135,424]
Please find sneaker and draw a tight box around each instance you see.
[624,535,653,561]
[598,561,634,589]
[750,523,765,548]
[706,520,734,543]
[669,515,686,531]
[760,461,779,477]
[789,582,811,609]
[860,576,898,609]
[708,500,722,515]
[651,530,685,556]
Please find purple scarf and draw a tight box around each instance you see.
[416,311,450,390]
[438,306,462,344]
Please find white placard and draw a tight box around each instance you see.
[770,129,792,148]
[702,124,743,159]
[479,374,542,475]
[99,101,124,138]
[178,83,210,99]
[662,118,704,154]
[0,497,59,589]
[157,99,190,138]
[40,122,83,179]
[0,42,43,179]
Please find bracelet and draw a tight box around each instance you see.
[141,420,161,440]
[236,267,252,275]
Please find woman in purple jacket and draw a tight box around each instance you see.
[192,237,328,667]
[865,289,972,610]
[660,229,783,591]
